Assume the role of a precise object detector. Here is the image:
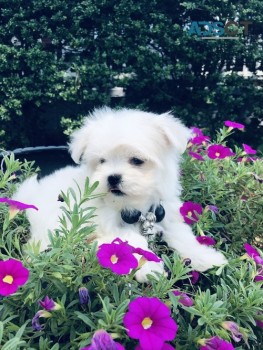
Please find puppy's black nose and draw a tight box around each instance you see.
[108,174,122,186]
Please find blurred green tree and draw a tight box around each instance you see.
[0,0,262,149]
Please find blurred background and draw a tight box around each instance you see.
[0,0,262,152]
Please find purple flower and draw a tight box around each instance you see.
[237,156,258,163]
[200,336,235,350]
[136,344,175,350]
[242,144,256,155]
[0,197,38,219]
[39,296,60,311]
[111,238,161,262]
[196,236,216,246]
[244,243,263,265]
[97,239,162,275]
[39,296,55,310]
[224,120,245,130]
[206,205,219,214]
[123,296,178,350]
[173,290,194,307]
[189,135,210,146]
[222,321,242,342]
[79,287,89,305]
[254,268,263,283]
[132,247,161,263]
[190,271,200,284]
[32,310,51,331]
[191,127,204,137]
[188,151,205,161]
[0,259,29,296]
[179,201,203,224]
[81,329,125,350]
[256,319,263,328]
[97,241,138,275]
[207,144,235,159]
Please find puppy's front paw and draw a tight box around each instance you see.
[135,261,166,283]
[190,250,227,272]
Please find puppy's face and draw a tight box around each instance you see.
[87,143,159,208]
[69,108,191,210]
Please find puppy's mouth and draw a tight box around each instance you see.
[109,187,126,196]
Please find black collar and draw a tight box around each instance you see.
[121,204,165,224]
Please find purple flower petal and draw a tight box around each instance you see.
[97,242,138,275]
[0,197,38,211]
[254,272,263,282]
[244,243,263,265]
[207,144,235,160]
[237,157,258,163]
[224,121,245,130]
[132,248,161,262]
[200,336,235,350]
[0,259,29,296]
[136,343,175,350]
[123,296,178,350]
[242,144,257,155]
[32,310,51,331]
[222,321,242,342]
[179,202,203,224]
[196,236,216,246]
[189,135,210,146]
[188,151,205,161]
[139,332,165,350]
[207,205,219,214]
[79,287,89,305]
[256,319,263,328]
[32,311,44,331]
[190,271,200,284]
[0,279,19,296]
[191,127,204,137]
[86,329,125,350]
[39,296,56,311]
[244,243,260,258]
[254,256,263,265]
[173,290,194,307]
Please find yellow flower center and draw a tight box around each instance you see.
[110,254,118,264]
[3,275,14,284]
[187,211,192,217]
[215,152,220,157]
[141,317,153,330]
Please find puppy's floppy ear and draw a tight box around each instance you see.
[157,112,192,154]
[68,126,89,164]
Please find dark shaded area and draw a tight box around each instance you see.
[1,146,76,177]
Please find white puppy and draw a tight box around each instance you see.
[14,108,227,282]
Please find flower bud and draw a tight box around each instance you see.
[32,310,52,331]
[79,287,89,305]
[39,296,61,311]
[221,321,242,342]
[87,329,122,350]
[173,290,194,307]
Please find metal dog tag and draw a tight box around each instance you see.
[139,212,163,250]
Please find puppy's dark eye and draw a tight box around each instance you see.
[129,157,144,166]
[99,158,106,164]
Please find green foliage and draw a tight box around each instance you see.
[0,0,262,149]
[0,126,263,349]
[182,127,263,251]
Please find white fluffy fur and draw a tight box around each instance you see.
[14,108,227,282]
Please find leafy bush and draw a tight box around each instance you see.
[0,124,262,349]
[1,0,263,150]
